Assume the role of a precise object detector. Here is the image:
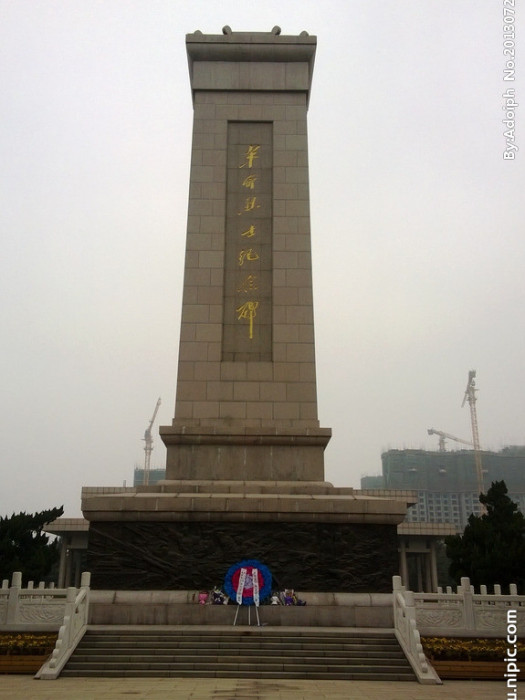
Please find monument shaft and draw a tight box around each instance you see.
[160,28,331,482]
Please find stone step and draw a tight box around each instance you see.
[75,645,401,656]
[75,647,405,659]
[75,635,402,648]
[66,656,411,667]
[68,653,408,666]
[62,628,416,681]
[80,630,396,644]
[62,669,415,681]
[77,639,400,651]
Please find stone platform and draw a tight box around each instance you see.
[82,481,412,592]
[88,591,394,628]
[82,480,408,523]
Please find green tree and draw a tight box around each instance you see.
[0,506,63,583]
[445,481,525,592]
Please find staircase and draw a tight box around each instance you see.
[61,627,416,681]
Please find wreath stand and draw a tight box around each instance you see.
[233,601,261,627]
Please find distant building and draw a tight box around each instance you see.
[360,475,384,489]
[362,447,525,529]
[133,468,166,486]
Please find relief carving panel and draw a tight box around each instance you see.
[87,521,398,592]
[18,604,64,623]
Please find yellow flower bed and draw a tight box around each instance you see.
[0,633,57,656]
[422,636,525,662]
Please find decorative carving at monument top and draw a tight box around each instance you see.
[220,26,283,36]
[186,28,314,48]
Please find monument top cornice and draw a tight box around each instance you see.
[186,27,316,63]
[186,28,316,103]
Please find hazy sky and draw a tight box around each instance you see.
[1,1,524,518]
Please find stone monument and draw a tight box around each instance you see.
[83,27,411,592]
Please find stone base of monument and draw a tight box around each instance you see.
[160,426,333,482]
[88,590,394,627]
[82,481,411,593]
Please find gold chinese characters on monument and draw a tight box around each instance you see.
[236,144,261,339]
[223,123,272,361]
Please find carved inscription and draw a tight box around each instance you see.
[223,123,272,360]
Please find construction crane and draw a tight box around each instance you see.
[427,428,473,452]
[143,398,161,486]
[462,370,485,506]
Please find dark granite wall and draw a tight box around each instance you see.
[87,521,398,593]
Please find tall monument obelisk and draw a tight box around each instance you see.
[161,27,330,482]
[83,28,410,592]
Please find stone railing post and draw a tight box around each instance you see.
[392,575,405,594]
[6,572,22,624]
[459,576,474,630]
[62,588,77,648]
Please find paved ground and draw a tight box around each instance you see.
[0,677,509,700]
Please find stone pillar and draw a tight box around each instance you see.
[424,552,432,592]
[429,540,439,592]
[160,27,331,482]
[416,555,424,592]
[399,538,409,587]
[57,536,68,588]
